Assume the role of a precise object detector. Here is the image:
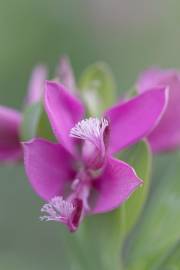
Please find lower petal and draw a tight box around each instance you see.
[23,138,75,200]
[92,157,143,214]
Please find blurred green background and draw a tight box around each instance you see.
[0,0,180,269]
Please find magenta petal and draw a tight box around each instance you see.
[57,55,76,94]
[45,81,85,154]
[69,197,83,232]
[105,88,168,154]
[23,139,75,201]
[137,69,180,152]
[137,68,167,93]
[26,65,47,105]
[92,157,142,214]
[0,106,22,161]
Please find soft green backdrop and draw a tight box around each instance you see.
[0,0,180,269]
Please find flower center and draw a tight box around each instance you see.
[70,117,108,151]
[40,196,75,223]
[40,196,83,232]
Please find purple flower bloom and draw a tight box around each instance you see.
[25,65,48,105]
[23,81,168,232]
[0,106,22,161]
[0,65,47,162]
[137,68,180,152]
[0,56,75,163]
[56,55,76,94]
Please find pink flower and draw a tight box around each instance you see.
[56,55,76,94]
[25,65,48,106]
[137,68,180,152]
[23,81,168,232]
[0,65,47,162]
[0,56,75,162]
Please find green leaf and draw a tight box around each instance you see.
[36,106,55,141]
[20,102,54,141]
[63,209,124,270]
[118,140,152,236]
[79,62,116,116]
[125,86,138,99]
[124,152,180,270]
[156,241,180,270]
[20,102,42,141]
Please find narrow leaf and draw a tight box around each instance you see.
[20,102,42,141]
[63,209,124,270]
[118,140,152,236]
[20,102,54,141]
[124,152,180,270]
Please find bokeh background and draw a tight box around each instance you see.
[0,0,180,269]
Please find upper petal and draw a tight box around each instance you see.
[57,55,76,94]
[0,106,22,161]
[26,65,48,105]
[105,87,168,154]
[44,81,85,154]
[92,157,142,214]
[137,68,167,93]
[137,68,180,152]
[23,138,75,201]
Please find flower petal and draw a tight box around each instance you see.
[23,138,75,201]
[44,81,85,154]
[26,65,47,105]
[0,106,22,161]
[69,197,83,232]
[105,87,168,154]
[92,157,142,214]
[137,68,167,93]
[57,55,76,94]
[137,69,180,152]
